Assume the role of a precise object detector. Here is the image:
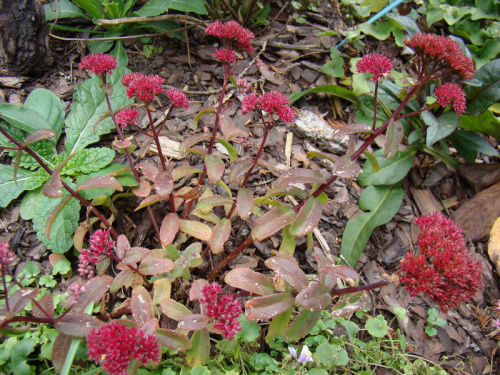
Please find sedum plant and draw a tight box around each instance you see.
[0,20,489,374]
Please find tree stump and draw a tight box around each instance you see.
[0,0,52,75]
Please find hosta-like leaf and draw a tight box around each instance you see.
[65,66,133,154]
[62,147,115,175]
[274,168,326,188]
[179,220,212,242]
[160,213,180,247]
[357,148,415,186]
[245,292,293,321]
[264,254,308,291]
[209,218,231,254]
[24,88,65,139]
[225,267,275,296]
[289,197,322,237]
[0,103,51,133]
[169,0,208,14]
[236,188,254,220]
[251,205,297,241]
[284,311,321,342]
[465,59,500,115]
[0,164,35,208]
[205,154,225,184]
[135,0,172,16]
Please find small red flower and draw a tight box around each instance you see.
[121,72,144,87]
[200,283,243,340]
[79,54,117,76]
[241,94,258,114]
[400,212,482,312]
[65,280,86,307]
[241,91,296,122]
[405,33,475,79]
[214,48,238,63]
[78,229,115,278]
[205,20,254,52]
[236,78,251,93]
[86,321,161,375]
[434,83,467,115]
[125,74,164,103]
[0,242,15,270]
[115,108,139,128]
[166,89,189,109]
[356,53,393,81]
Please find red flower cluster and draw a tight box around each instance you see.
[65,279,86,307]
[0,241,14,269]
[434,83,467,115]
[214,48,238,63]
[86,321,160,375]
[166,89,189,109]
[400,212,482,312]
[122,73,164,103]
[241,91,296,122]
[80,54,117,76]
[200,282,243,340]
[205,20,254,52]
[404,33,475,79]
[78,229,115,278]
[356,53,393,81]
[115,108,139,128]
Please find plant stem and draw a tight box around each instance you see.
[0,125,119,239]
[372,80,379,131]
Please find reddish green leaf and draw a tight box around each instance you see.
[178,314,209,331]
[137,161,159,182]
[45,195,72,240]
[172,165,203,181]
[209,218,231,254]
[295,282,332,311]
[228,157,253,185]
[155,170,174,197]
[76,176,123,192]
[110,269,134,293]
[321,265,359,285]
[23,129,56,146]
[274,168,326,188]
[32,293,54,318]
[332,155,361,178]
[289,197,323,237]
[284,310,321,341]
[385,120,404,159]
[265,254,308,291]
[205,154,225,184]
[52,333,72,373]
[180,133,211,154]
[160,298,192,321]
[334,122,371,136]
[155,328,192,352]
[131,286,154,326]
[153,279,172,307]
[185,328,210,366]
[135,194,170,211]
[132,179,151,197]
[121,247,150,265]
[55,313,103,337]
[138,251,175,275]
[179,219,212,241]
[160,213,179,247]
[331,291,370,317]
[189,279,208,301]
[141,318,159,336]
[10,288,39,314]
[263,186,309,200]
[265,308,292,341]
[225,267,275,296]
[42,154,75,198]
[196,195,233,214]
[251,205,297,241]
[115,234,130,260]
[75,275,112,312]
[236,188,254,220]
[245,292,293,321]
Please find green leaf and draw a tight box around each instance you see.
[236,315,261,342]
[110,40,128,68]
[424,110,458,146]
[70,0,104,18]
[0,103,51,133]
[32,192,80,253]
[288,85,361,106]
[340,184,404,267]
[135,0,172,16]
[43,0,88,20]
[0,164,36,208]
[358,149,415,186]
[448,130,498,161]
[459,109,500,140]
[284,310,321,341]
[20,188,44,220]
[24,89,64,141]
[64,66,133,154]
[365,315,389,337]
[185,329,210,367]
[314,343,349,369]
[63,147,115,175]
[251,205,297,241]
[52,259,72,275]
[169,0,207,14]
[358,20,396,40]
[465,59,500,115]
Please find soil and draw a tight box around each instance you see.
[1,1,499,374]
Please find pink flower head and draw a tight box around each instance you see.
[434,83,467,115]
[0,242,15,269]
[86,321,161,375]
[80,54,117,76]
[121,72,144,87]
[400,212,482,312]
[405,33,475,79]
[242,91,296,122]
[200,282,243,340]
[205,20,254,52]
[65,279,87,307]
[356,53,393,81]
[78,229,115,278]
[125,74,164,103]
[115,108,139,128]
[236,78,251,93]
[214,48,238,63]
[167,89,189,109]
